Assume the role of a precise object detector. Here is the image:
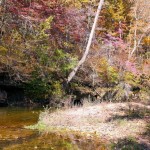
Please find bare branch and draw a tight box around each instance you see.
[67,0,104,83]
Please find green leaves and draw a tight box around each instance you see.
[39,16,53,39]
[54,49,78,74]
[0,46,7,56]
[98,57,119,84]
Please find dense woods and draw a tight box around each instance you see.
[0,1,150,149]
[0,0,149,106]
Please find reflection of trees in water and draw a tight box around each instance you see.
[0,131,39,149]
[1,131,106,150]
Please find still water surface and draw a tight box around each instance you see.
[0,107,106,150]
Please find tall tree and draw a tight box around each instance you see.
[67,0,104,83]
[128,0,150,59]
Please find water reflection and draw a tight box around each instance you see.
[0,107,106,150]
[0,107,40,149]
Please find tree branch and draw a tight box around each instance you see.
[67,0,104,83]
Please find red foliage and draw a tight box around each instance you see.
[125,60,138,75]
[6,0,87,45]
[7,0,57,21]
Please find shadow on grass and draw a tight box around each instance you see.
[107,105,150,122]
[142,122,150,140]
[109,105,150,149]
[111,137,150,150]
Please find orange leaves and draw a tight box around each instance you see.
[143,37,150,46]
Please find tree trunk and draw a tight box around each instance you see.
[67,0,104,83]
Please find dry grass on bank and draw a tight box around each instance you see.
[38,102,150,148]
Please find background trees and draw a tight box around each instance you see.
[0,0,149,105]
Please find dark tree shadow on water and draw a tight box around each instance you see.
[111,137,150,150]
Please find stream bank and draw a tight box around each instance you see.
[0,107,107,150]
[32,102,150,150]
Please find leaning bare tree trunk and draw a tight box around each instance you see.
[67,0,104,83]
[128,26,150,59]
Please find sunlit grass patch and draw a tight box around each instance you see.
[26,102,150,150]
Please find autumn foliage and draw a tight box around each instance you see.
[0,0,149,103]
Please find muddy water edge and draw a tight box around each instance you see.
[0,107,107,150]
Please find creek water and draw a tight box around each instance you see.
[0,107,106,150]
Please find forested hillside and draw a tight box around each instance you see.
[0,0,149,106]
